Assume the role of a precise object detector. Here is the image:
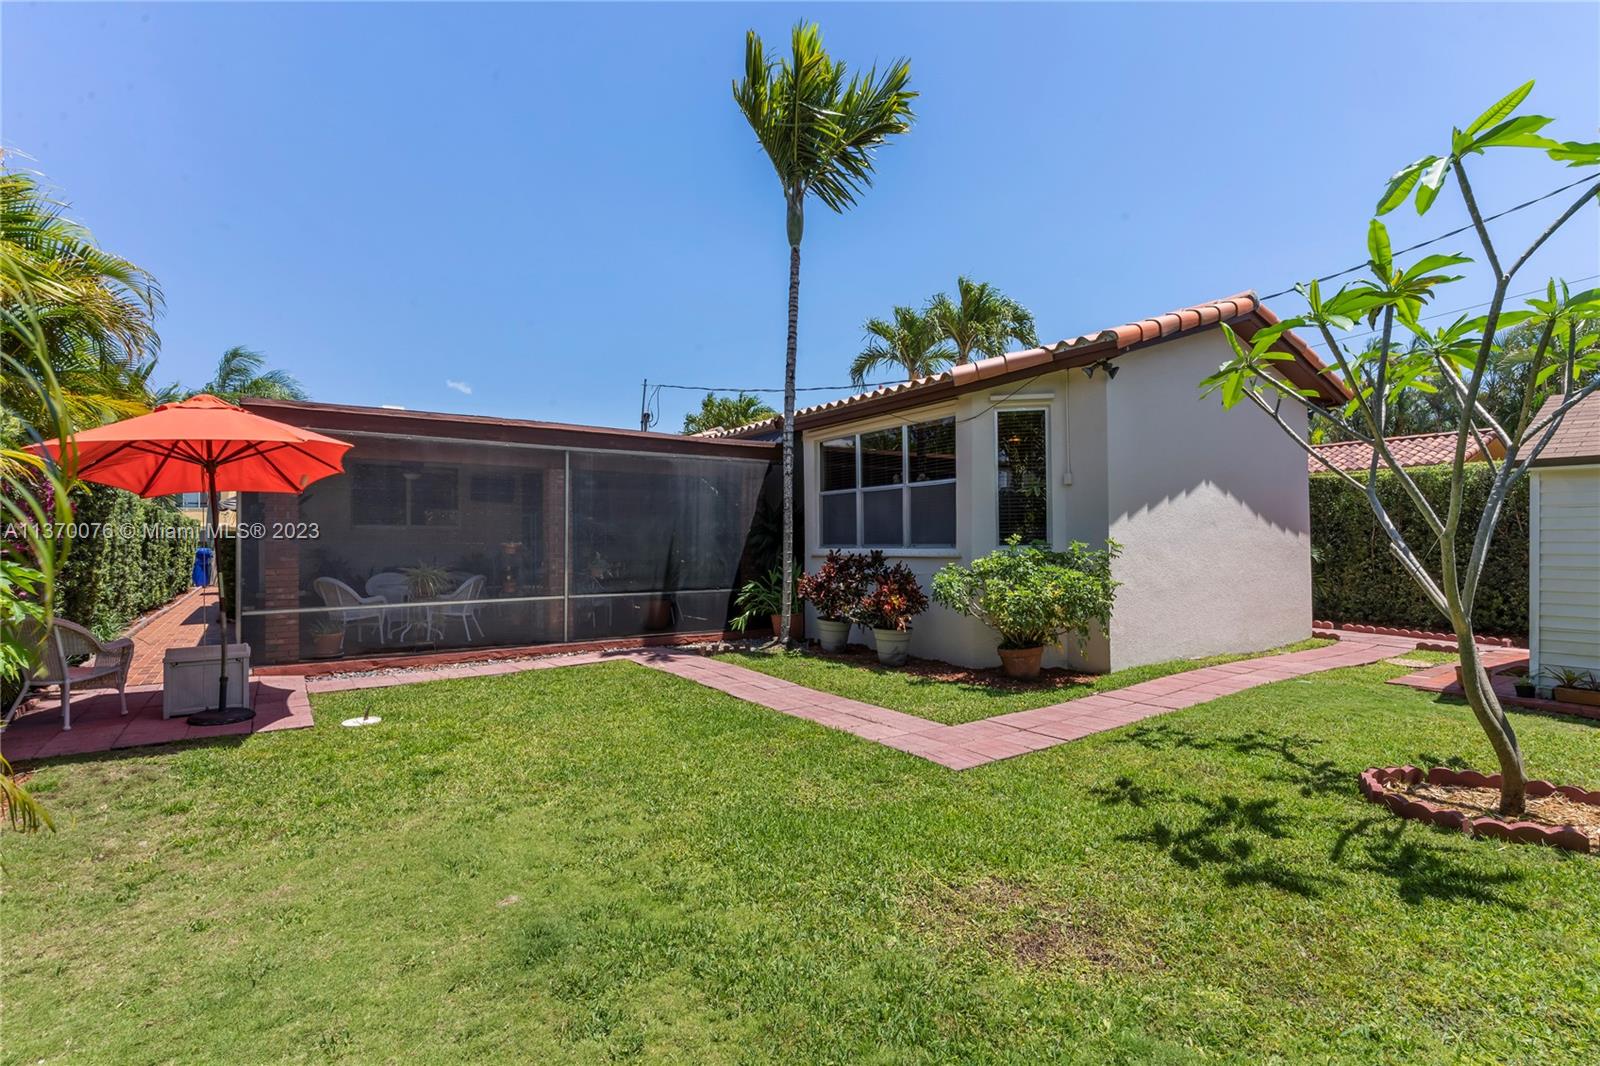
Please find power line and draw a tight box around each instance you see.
[1258,175,1598,301]
[650,380,899,394]
[645,177,1597,414]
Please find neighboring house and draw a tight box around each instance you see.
[1527,391,1600,686]
[1309,431,1503,473]
[709,293,1345,672]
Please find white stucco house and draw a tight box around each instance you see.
[707,292,1347,672]
[1527,390,1600,686]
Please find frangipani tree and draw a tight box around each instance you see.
[1202,81,1599,815]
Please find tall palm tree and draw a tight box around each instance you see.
[195,345,308,403]
[734,23,915,644]
[849,306,952,387]
[0,166,162,437]
[928,276,1038,365]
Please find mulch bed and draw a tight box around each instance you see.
[810,643,1099,692]
[1360,766,1599,853]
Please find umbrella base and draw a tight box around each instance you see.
[188,706,256,727]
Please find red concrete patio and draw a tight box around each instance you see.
[3,588,313,763]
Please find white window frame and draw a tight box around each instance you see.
[995,406,1049,546]
[818,418,957,549]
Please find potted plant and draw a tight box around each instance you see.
[1550,668,1600,708]
[730,567,803,640]
[402,561,451,601]
[307,615,345,659]
[853,559,927,666]
[799,550,876,652]
[931,535,1119,680]
[1509,671,1537,699]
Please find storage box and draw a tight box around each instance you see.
[162,644,252,718]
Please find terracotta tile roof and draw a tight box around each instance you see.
[1527,390,1600,466]
[1309,432,1498,473]
[695,291,1344,439]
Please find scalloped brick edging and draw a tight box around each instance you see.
[1313,621,1524,649]
[1358,766,1598,853]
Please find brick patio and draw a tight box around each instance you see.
[304,638,1412,771]
[3,587,313,762]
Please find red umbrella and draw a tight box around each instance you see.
[30,394,352,725]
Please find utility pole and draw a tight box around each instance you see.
[639,379,651,431]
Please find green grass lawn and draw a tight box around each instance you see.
[6,658,1598,1063]
[715,638,1334,724]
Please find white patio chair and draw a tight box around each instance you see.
[312,577,387,646]
[435,575,487,641]
[5,618,135,731]
[365,572,412,640]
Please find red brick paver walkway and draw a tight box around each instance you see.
[306,639,1409,771]
[123,587,224,686]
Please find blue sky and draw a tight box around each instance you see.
[5,2,1597,431]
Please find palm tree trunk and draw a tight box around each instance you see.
[780,242,799,647]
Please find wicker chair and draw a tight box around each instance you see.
[6,619,135,731]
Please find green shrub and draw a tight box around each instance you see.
[932,536,1119,650]
[54,485,200,639]
[1310,463,1528,635]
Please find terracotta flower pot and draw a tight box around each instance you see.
[997,646,1044,680]
[815,618,850,652]
[873,628,911,666]
[310,631,344,659]
[771,613,804,640]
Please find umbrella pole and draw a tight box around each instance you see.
[189,459,254,727]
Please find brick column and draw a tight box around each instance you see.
[260,494,302,663]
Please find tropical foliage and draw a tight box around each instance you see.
[2,244,79,832]
[928,276,1039,365]
[160,345,307,404]
[0,166,161,440]
[848,306,953,387]
[734,21,915,645]
[851,558,926,632]
[798,549,877,622]
[1200,80,1600,814]
[932,536,1119,650]
[681,392,776,434]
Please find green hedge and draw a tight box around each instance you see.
[1310,463,1528,636]
[55,486,201,639]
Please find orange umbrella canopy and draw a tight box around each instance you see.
[30,394,351,497]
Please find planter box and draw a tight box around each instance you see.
[163,643,252,719]
[1553,686,1600,709]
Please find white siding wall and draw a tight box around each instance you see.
[1531,466,1600,681]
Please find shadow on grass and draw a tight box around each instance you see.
[1331,816,1527,909]
[1424,691,1600,730]
[1093,774,1529,909]
[1100,785,1340,898]
[1113,723,1347,797]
